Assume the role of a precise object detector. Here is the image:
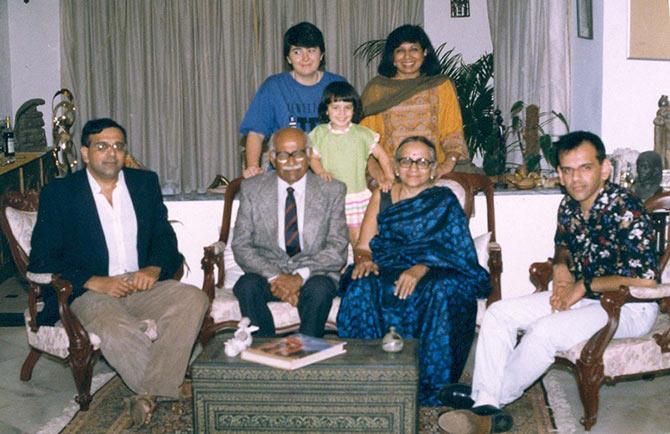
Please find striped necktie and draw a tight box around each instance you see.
[284,187,301,256]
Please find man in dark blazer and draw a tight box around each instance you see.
[28,118,208,426]
[232,127,348,337]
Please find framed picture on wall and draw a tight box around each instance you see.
[577,0,593,39]
[628,0,670,60]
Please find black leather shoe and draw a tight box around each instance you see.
[437,406,513,433]
[437,383,474,409]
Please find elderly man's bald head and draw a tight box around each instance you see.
[270,128,311,184]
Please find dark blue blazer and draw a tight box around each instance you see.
[28,168,183,325]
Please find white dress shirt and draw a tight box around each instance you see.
[86,169,139,276]
[275,175,310,282]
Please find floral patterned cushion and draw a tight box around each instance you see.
[629,284,670,299]
[556,313,670,377]
[24,304,102,359]
[5,207,37,256]
[210,287,339,332]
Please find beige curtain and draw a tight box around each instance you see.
[487,0,570,164]
[60,0,422,194]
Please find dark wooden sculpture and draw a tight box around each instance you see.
[14,98,48,152]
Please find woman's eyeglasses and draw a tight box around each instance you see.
[396,157,434,170]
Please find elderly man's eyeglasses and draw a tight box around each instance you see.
[273,150,307,163]
[92,142,126,152]
[396,157,434,170]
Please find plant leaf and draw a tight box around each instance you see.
[510,100,524,115]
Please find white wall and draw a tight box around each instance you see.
[601,1,670,153]
[570,0,603,135]
[424,0,492,63]
[7,0,59,146]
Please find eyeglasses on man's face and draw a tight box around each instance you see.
[273,149,307,163]
[91,141,127,152]
[396,157,434,170]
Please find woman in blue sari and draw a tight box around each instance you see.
[337,136,490,405]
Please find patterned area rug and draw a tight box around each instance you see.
[61,376,554,433]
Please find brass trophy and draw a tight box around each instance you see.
[51,89,78,177]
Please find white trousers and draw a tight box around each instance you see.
[471,291,658,408]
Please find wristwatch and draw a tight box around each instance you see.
[583,276,594,298]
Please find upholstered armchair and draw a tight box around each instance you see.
[528,191,670,431]
[199,173,502,344]
[0,191,99,411]
[0,189,171,411]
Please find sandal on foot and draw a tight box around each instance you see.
[178,379,192,400]
[437,406,513,434]
[125,395,156,427]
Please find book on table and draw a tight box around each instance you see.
[241,334,347,370]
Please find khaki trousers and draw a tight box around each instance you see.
[71,279,209,398]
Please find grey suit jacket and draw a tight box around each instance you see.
[232,171,348,282]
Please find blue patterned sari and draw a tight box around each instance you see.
[337,186,490,405]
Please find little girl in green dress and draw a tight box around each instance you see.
[309,81,395,244]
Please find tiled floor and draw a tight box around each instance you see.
[1,276,670,433]
[0,277,114,433]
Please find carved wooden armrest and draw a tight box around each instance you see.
[25,272,52,332]
[201,241,225,302]
[529,259,553,292]
[656,298,670,353]
[578,286,629,366]
[51,276,93,353]
[487,242,502,305]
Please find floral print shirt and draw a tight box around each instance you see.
[554,182,657,298]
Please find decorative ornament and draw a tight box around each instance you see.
[224,317,259,357]
[51,89,78,177]
[451,0,470,18]
[382,326,404,352]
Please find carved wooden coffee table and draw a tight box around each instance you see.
[192,336,418,433]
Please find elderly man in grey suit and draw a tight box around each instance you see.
[232,127,348,337]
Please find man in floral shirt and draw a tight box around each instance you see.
[437,131,660,433]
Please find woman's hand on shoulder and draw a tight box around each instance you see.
[318,171,333,182]
[394,264,429,300]
[379,177,394,192]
